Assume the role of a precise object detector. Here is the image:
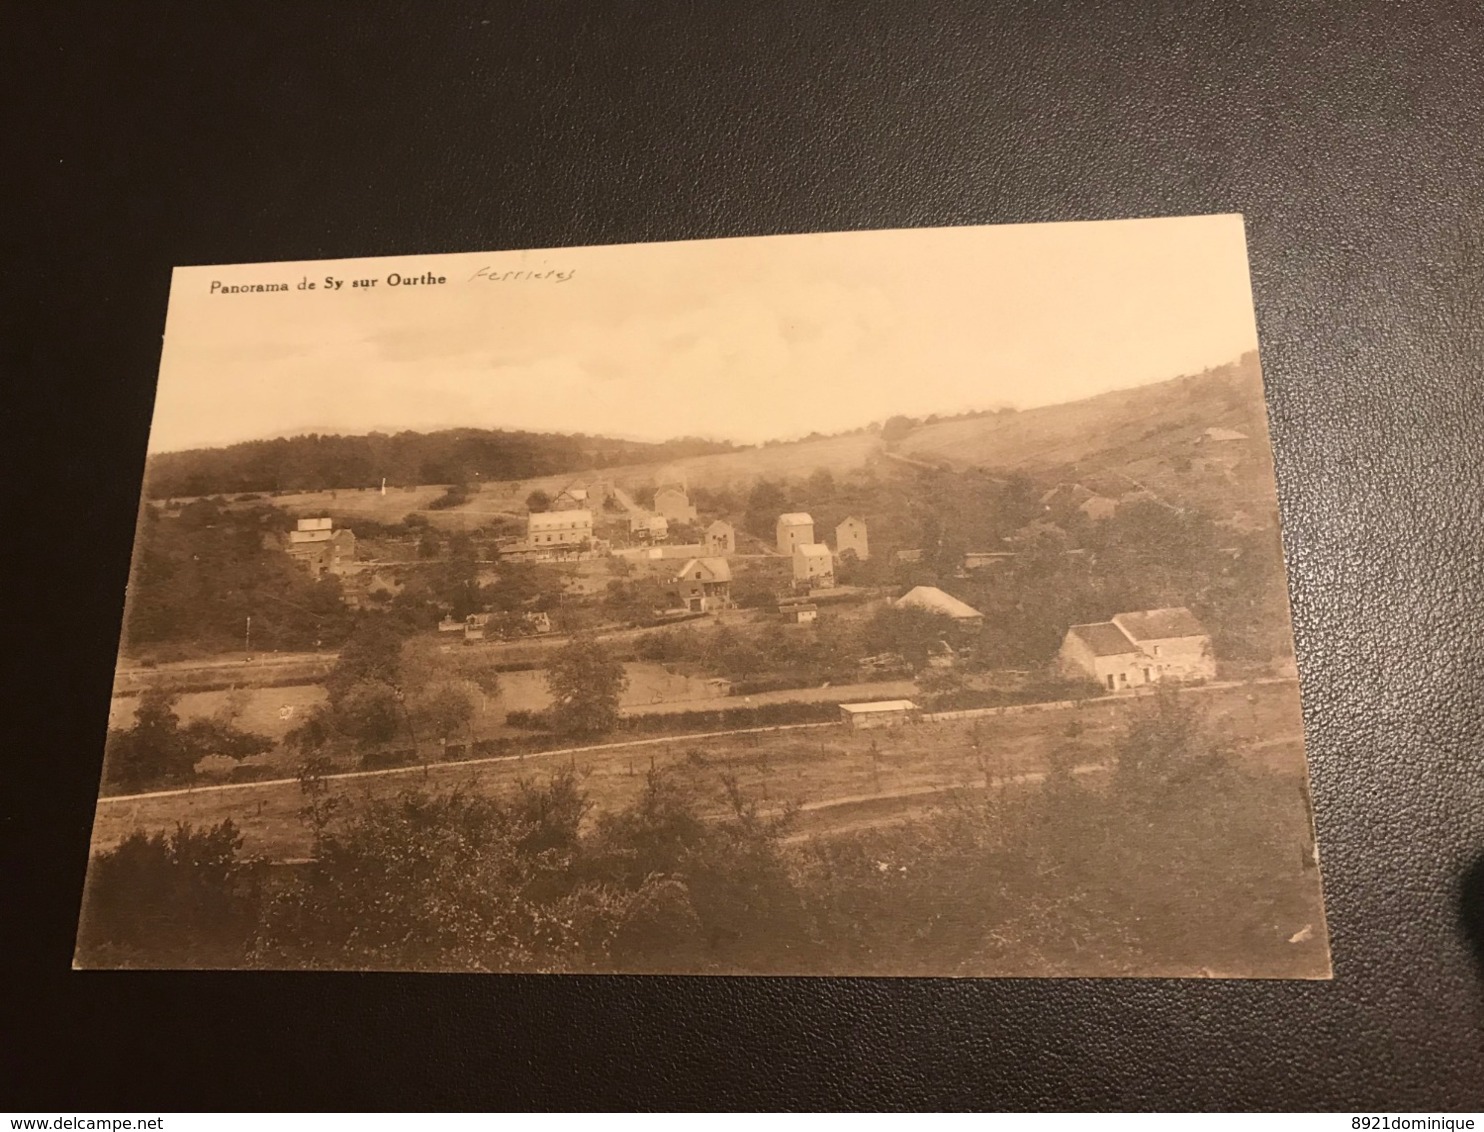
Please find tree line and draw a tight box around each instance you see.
[77,693,1327,977]
[145,428,741,499]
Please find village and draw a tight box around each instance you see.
[84,338,1326,977]
[105,393,1296,810]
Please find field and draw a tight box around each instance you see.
[109,683,329,741]
[89,680,1309,863]
[108,657,918,750]
[258,432,886,530]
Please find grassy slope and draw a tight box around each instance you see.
[898,353,1279,517]
[263,355,1274,529]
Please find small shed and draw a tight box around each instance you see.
[782,602,818,624]
[839,699,920,729]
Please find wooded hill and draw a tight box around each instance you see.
[144,428,741,499]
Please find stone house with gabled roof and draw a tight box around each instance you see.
[673,556,732,612]
[654,485,698,523]
[792,542,834,587]
[1056,606,1216,691]
[286,517,356,578]
[835,516,869,560]
[705,519,735,555]
[776,512,815,555]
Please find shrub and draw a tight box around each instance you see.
[75,821,262,968]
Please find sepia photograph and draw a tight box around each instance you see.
[76,215,1330,977]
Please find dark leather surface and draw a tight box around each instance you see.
[5,0,1483,1111]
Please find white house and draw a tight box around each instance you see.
[528,508,593,547]
[792,542,834,587]
[674,556,732,612]
[628,513,669,542]
[705,519,736,555]
[1056,606,1216,691]
[776,512,815,555]
[286,517,356,578]
[552,485,589,510]
[835,516,869,560]
[654,486,698,523]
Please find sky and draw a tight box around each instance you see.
[148,214,1261,453]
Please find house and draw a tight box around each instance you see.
[1197,426,1249,444]
[552,485,590,510]
[776,512,815,555]
[835,516,869,560]
[286,517,356,578]
[839,700,920,729]
[894,585,984,631]
[580,479,615,506]
[792,542,834,587]
[654,486,698,523]
[1041,482,1117,522]
[1055,606,1216,691]
[674,556,732,612]
[705,519,736,556]
[628,513,669,542]
[782,602,818,624]
[895,548,923,563]
[528,508,594,548]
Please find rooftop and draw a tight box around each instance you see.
[779,512,814,525]
[1112,607,1207,641]
[675,556,732,582]
[896,585,983,620]
[840,700,919,714]
[530,509,593,528]
[1068,621,1142,657]
[795,542,833,559]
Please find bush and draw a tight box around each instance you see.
[921,678,1100,713]
[426,483,474,511]
[359,746,418,770]
[75,821,262,968]
[616,700,839,733]
[505,708,551,730]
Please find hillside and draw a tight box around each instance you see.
[897,351,1277,519]
[143,427,742,500]
[177,352,1277,529]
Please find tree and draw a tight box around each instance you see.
[325,618,405,705]
[526,489,551,513]
[104,687,272,791]
[864,604,955,670]
[882,415,918,443]
[335,680,406,746]
[75,820,263,967]
[545,634,629,735]
[104,688,193,788]
[411,681,478,748]
[744,479,788,538]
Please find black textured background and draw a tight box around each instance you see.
[4,0,1483,1111]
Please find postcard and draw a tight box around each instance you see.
[76,216,1329,976]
